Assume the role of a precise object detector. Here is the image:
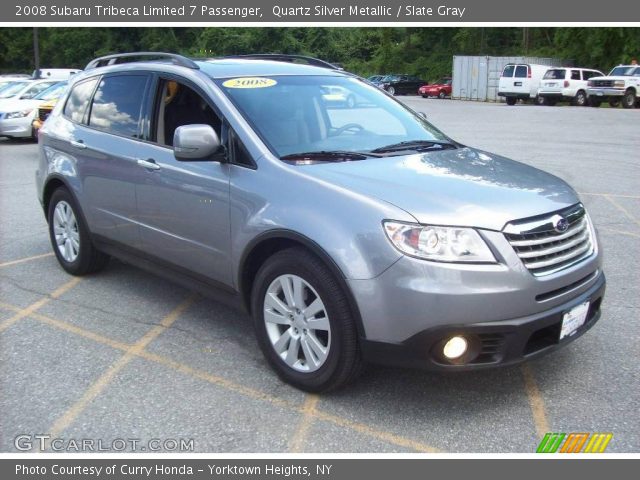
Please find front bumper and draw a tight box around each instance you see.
[587,87,625,98]
[360,271,605,370]
[0,116,34,138]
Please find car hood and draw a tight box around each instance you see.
[0,98,42,113]
[590,75,631,81]
[304,147,579,231]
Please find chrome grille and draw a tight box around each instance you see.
[38,108,51,122]
[504,205,594,276]
[592,80,614,87]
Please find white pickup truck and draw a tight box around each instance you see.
[586,64,640,108]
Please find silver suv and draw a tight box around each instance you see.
[36,52,605,391]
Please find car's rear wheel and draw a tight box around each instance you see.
[387,86,396,96]
[622,89,636,109]
[506,97,517,106]
[48,188,109,275]
[251,247,362,392]
[535,96,547,106]
[438,90,446,99]
[421,94,428,98]
[609,98,620,108]
[573,90,587,106]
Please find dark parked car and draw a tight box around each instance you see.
[379,75,427,95]
[419,77,452,99]
[367,75,385,83]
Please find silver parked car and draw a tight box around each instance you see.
[36,53,605,391]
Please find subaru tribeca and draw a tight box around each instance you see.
[36,53,605,392]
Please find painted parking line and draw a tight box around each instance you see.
[2,299,443,453]
[289,394,320,452]
[578,192,640,200]
[43,294,197,447]
[0,277,81,334]
[604,194,640,228]
[598,227,640,238]
[0,252,54,269]
[521,364,550,439]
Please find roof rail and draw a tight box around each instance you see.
[85,52,199,70]
[221,54,341,70]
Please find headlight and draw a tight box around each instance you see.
[5,110,33,119]
[383,221,496,263]
[614,80,625,88]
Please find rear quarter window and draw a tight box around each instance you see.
[543,69,565,79]
[63,77,99,123]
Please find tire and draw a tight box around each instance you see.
[535,96,547,106]
[547,99,557,106]
[589,97,602,107]
[387,86,395,96]
[622,89,636,109]
[421,94,428,98]
[506,97,517,106]
[48,187,109,275]
[573,90,587,106]
[609,98,620,108]
[438,90,446,99]
[251,247,363,392]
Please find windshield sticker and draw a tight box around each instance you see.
[222,77,277,89]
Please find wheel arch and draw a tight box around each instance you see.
[238,229,366,337]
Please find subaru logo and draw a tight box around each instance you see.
[551,214,569,233]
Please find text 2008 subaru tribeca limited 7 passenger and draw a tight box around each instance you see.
[36,53,605,392]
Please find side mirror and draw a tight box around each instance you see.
[418,112,428,120]
[173,124,224,161]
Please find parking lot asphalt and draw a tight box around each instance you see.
[1,99,638,453]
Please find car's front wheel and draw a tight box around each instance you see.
[48,187,109,275]
[252,248,362,392]
[573,90,587,106]
[506,97,517,105]
[387,86,396,95]
[438,90,446,99]
[622,89,636,109]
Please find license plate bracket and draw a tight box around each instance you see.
[560,301,590,340]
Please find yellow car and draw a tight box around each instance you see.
[31,98,58,135]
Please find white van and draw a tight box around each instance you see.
[498,63,553,105]
[32,68,81,80]
[537,68,604,106]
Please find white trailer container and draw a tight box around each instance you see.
[452,55,563,102]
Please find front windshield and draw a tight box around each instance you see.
[609,66,638,76]
[19,81,58,99]
[35,82,67,100]
[0,81,30,98]
[217,75,449,159]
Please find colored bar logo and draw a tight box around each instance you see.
[537,433,613,453]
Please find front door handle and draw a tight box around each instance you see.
[136,158,161,171]
[70,139,86,149]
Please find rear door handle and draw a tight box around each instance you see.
[70,139,86,149]
[136,158,161,171]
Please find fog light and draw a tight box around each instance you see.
[443,336,468,359]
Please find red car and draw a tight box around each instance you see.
[419,77,452,99]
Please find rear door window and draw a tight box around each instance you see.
[571,70,581,80]
[502,65,515,77]
[63,77,99,123]
[88,75,148,138]
[514,66,528,78]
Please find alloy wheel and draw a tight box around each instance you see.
[263,274,331,373]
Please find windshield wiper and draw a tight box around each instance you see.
[280,150,381,161]
[371,140,457,154]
